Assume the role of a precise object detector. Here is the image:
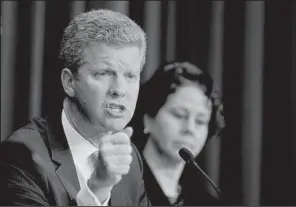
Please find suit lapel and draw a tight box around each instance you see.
[110,179,126,206]
[46,114,81,202]
[54,149,80,201]
[45,111,130,206]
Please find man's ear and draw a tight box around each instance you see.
[61,68,76,97]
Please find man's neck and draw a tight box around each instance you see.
[63,98,107,148]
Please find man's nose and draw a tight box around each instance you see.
[109,76,126,98]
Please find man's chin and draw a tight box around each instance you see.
[103,121,128,133]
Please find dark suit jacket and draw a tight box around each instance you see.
[0,114,149,206]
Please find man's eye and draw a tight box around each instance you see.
[126,73,137,80]
[94,71,111,77]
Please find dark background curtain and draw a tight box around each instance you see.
[1,1,295,205]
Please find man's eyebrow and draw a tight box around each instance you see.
[87,61,111,69]
[118,60,137,71]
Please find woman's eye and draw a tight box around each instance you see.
[172,112,186,119]
[196,120,207,125]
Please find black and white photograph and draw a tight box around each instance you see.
[1,0,296,206]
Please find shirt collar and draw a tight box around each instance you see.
[61,109,97,168]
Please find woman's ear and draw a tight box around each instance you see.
[61,68,76,97]
[143,114,153,134]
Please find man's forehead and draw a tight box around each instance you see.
[85,58,132,69]
[82,43,141,70]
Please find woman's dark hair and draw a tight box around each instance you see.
[130,61,225,147]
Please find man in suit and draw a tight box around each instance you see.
[0,9,148,206]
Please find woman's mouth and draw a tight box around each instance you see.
[174,141,195,152]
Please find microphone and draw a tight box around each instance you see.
[179,147,222,198]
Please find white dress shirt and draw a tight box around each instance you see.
[61,110,111,206]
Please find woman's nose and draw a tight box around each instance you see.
[182,119,195,136]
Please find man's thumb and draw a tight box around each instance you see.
[122,126,133,138]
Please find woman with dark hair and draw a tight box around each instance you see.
[130,61,225,206]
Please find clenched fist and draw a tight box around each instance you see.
[87,127,133,200]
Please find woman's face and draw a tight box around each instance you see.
[145,85,212,162]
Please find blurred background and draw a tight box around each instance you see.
[1,0,295,205]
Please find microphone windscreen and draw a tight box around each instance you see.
[179,147,195,162]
